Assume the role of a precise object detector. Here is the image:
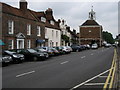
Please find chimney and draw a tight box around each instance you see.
[66,26,70,30]
[73,29,76,34]
[45,8,53,15]
[19,0,28,11]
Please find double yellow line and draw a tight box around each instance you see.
[103,48,117,89]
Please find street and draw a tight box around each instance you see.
[2,47,114,89]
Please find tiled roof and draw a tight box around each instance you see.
[1,2,40,22]
[81,20,100,26]
[1,2,61,30]
[35,12,61,30]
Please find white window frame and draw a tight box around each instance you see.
[27,40,31,49]
[27,24,31,35]
[41,17,46,22]
[37,26,41,36]
[8,39,14,49]
[8,20,14,34]
[17,39,24,49]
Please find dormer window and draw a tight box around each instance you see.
[50,20,54,25]
[41,17,46,22]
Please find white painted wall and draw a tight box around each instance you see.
[45,27,61,47]
[59,20,72,46]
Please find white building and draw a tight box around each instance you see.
[59,19,72,46]
[45,27,61,47]
[44,8,61,47]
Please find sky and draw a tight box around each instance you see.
[1,0,119,38]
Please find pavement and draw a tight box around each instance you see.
[2,47,114,89]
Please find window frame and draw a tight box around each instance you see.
[37,26,41,36]
[8,20,14,34]
[8,39,14,49]
[27,24,31,35]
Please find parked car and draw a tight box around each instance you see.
[71,45,81,52]
[0,55,12,66]
[80,45,86,50]
[84,44,90,49]
[53,46,65,54]
[50,47,60,56]
[3,50,24,63]
[40,47,54,56]
[35,48,49,59]
[91,44,98,49]
[17,49,46,61]
[104,43,111,48]
[66,46,73,52]
[61,46,71,53]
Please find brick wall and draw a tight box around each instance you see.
[2,13,45,50]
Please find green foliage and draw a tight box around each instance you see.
[61,35,70,43]
[102,31,115,44]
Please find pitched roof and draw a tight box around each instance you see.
[1,2,40,22]
[81,19,100,26]
[35,12,61,30]
[1,2,60,30]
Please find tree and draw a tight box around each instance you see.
[102,31,115,44]
[61,35,70,43]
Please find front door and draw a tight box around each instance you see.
[17,39,24,49]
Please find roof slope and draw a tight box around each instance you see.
[1,2,39,21]
[81,20,100,26]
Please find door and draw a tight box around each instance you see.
[17,39,24,49]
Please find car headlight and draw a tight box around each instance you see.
[13,55,18,58]
[9,56,12,59]
[40,54,44,56]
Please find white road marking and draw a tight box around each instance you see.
[99,76,110,78]
[16,71,35,77]
[70,69,110,90]
[84,83,106,85]
[60,61,69,64]
[81,56,86,59]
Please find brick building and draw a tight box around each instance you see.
[1,0,61,49]
[1,0,46,50]
[79,7,103,46]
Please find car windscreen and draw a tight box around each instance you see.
[27,49,37,53]
[5,51,16,54]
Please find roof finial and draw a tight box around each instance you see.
[89,6,96,20]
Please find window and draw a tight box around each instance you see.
[37,26,41,36]
[41,17,46,22]
[8,39,14,49]
[27,24,31,35]
[52,42,54,47]
[56,42,58,46]
[8,20,14,34]
[52,30,54,38]
[56,31,58,37]
[27,40,31,49]
[50,20,54,25]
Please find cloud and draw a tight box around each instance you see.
[1,1,119,38]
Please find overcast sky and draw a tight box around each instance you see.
[1,0,119,38]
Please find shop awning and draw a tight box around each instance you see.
[36,39,45,43]
[0,40,5,45]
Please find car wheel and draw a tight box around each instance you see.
[33,57,37,61]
